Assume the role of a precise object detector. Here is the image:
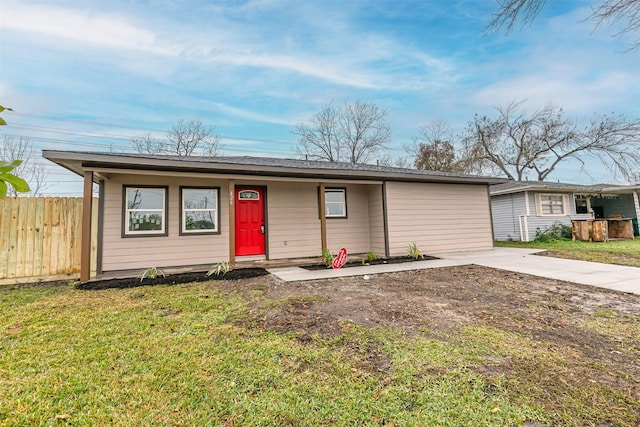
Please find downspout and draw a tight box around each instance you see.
[523,190,531,242]
[518,215,530,242]
[633,191,640,235]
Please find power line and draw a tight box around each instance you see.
[5,111,299,147]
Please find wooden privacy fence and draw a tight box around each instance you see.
[0,197,98,285]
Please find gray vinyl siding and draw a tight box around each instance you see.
[490,193,527,241]
[526,191,571,241]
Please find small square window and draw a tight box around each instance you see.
[325,188,347,218]
[180,187,220,235]
[123,186,167,236]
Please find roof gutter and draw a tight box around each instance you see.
[43,150,506,186]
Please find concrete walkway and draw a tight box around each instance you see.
[267,247,640,295]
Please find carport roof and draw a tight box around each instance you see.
[43,150,507,185]
[490,180,640,196]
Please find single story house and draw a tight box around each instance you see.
[43,150,505,280]
[490,181,640,241]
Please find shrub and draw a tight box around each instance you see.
[366,252,379,262]
[408,242,424,260]
[321,248,334,267]
[534,221,572,242]
[207,261,232,277]
[137,266,166,282]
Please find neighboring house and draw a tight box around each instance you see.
[490,181,640,241]
[43,150,505,280]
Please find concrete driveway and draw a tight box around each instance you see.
[439,248,639,295]
[268,247,640,295]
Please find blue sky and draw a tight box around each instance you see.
[1,0,639,195]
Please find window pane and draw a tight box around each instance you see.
[239,190,259,200]
[541,195,564,215]
[184,211,216,231]
[326,203,345,217]
[325,190,345,203]
[127,188,164,209]
[183,189,217,209]
[128,211,163,231]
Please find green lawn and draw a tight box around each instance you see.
[496,237,640,267]
[1,276,638,426]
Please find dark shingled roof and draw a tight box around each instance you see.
[490,180,638,195]
[42,150,508,185]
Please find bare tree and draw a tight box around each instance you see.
[130,133,165,155]
[0,136,49,196]
[461,101,640,181]
[487,0,640,50]
[131,119,223,156]
[293,100,391,164]
[340,101,391,164]
[293,101,341,162]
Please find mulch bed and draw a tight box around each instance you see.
[301,255,439,271]
[76,268,269,290]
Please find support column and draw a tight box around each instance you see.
[80,171,93,282]
[382,181,390,258]
[228,180,235,267]
[319,182,327,251]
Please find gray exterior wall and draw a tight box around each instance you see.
[491,191,594,241]
[490,193,527,241]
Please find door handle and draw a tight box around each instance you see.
[260,224,265,234]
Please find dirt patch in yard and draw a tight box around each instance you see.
[213,265,640,425]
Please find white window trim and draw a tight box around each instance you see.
[325,188,347,218]
[535,193,569,217]
[181,188,219,234]
[124,186,167,235]
[574,193,592,215]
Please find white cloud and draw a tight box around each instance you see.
[1,1,455,92]
[205,102,296,127]
[471,70,637,113]
[1,1,181,56]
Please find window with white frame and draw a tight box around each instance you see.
[537,193,566,216]
[181,187,219,234]
[124,186,167,235]
[575,195,590,214]
[325,188,347,218]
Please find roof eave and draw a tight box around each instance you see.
[42,150,505,185]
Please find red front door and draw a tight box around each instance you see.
[235,188,265,256]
